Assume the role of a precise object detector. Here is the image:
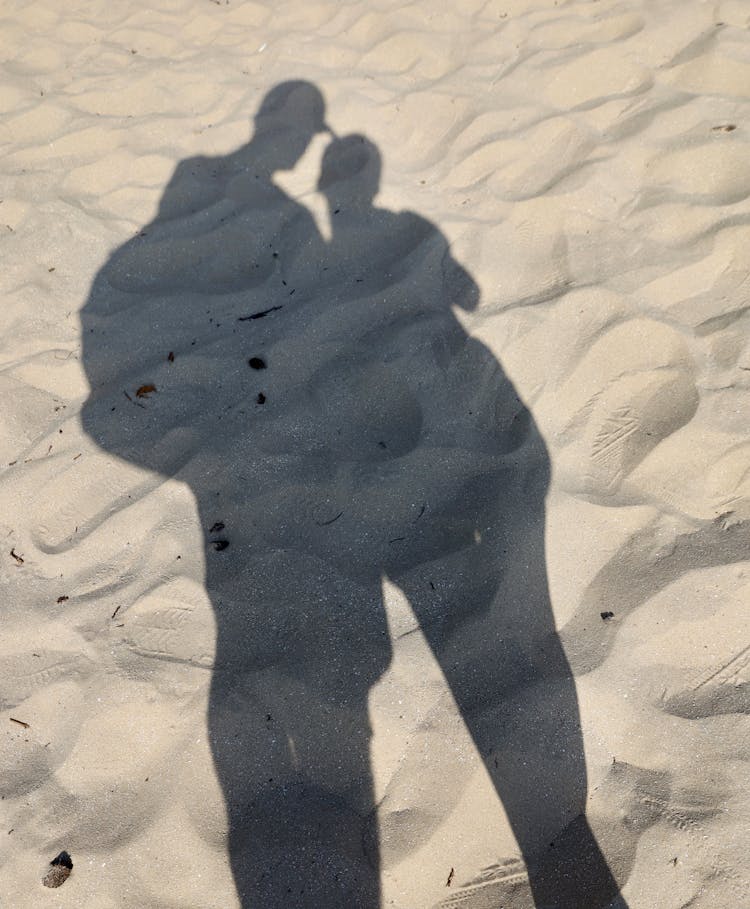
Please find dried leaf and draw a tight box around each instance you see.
[135,384,157,398]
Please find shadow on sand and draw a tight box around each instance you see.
[81,81,629,908]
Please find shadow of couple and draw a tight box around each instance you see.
[81,80,629,908]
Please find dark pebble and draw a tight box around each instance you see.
[43,851,73,888]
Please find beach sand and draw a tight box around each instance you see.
[1,0,749,906]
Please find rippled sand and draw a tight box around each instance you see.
[1,1,749,906]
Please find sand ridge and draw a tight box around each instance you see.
[1,0,750,907]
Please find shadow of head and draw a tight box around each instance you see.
[318,133,381,209]
[249,79,330,170]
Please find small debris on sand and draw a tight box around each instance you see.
[43,851,73,888]
[238,305,283,321]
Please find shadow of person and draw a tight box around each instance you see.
[316,134,629,909]
[81,82,626,908]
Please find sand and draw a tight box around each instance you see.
[2,0,750,906]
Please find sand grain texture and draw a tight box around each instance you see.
[1,0,749,907]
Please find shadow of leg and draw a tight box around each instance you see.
[206,552,388,908]
[394,540,626,909]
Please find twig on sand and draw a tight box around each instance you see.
[315,511,343,527]
[238,305,283,322]
[124,390,145,409]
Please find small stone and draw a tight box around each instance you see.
[43,851,73,888]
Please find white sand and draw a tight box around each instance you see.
[2,0,750,906]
